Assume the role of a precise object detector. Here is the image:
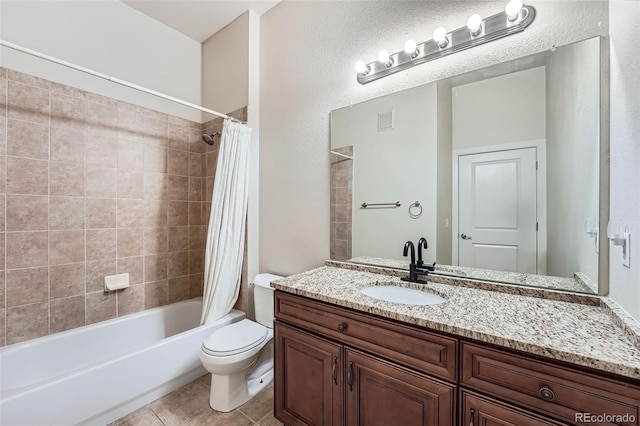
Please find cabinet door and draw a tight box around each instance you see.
[461,391,564,426]
[346,349,455,426]
[274,322,343,426]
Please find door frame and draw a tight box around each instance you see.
[452,139,547,274]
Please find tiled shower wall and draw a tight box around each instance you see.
[0,67,246,347]
[330,147,353,261]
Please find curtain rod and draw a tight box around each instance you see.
[0,39,245,124]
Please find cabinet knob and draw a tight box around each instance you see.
[539,386,555,401]
[337,322,348,333]
[469,408,475,426]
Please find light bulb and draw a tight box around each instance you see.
[433,27,449,48]
[354,61,368,74]
[467,14,483,36]
[505,0,523,22]
[404,39,418,57]
[378,50,392,67]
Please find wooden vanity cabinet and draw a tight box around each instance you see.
[460,391,566,426]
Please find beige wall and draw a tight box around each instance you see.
[609,0,640,320]
[202,12,249,118]
[0,68,210,347]
[259,0,608,276]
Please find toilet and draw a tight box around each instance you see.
[199,273,283,412]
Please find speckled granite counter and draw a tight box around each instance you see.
[271,266,640,381]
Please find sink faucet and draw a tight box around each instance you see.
[403,239,436,282]
[417,237,428,266]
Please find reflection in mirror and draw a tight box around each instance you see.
[330,37,602,294]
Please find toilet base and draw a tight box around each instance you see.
[209,367,273,412]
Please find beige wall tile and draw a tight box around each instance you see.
[117,199,145,228]
[141,116,167,146]
[143,227,168,255]
[117,110,145,142]
[168,226,189,253]
[189,226,206,251]
[6,266,48,307]
[87,101,118,137]
[117,140,144,171]
[86,198,116,229]
[189,250,204,275]
[6,195,48,231]
[168,175,189,201]
[143,173,167,200]
[86,134,118,168]
[7,119,49,159]
[144,280,168,309]
[168,201,188,226]
[188,178,202,202]
[50,295,85,333]
[6,302,48,345]
[51,94,86,131]
[50,82,86,100]
[0,78,6,118]
[189,273,203,298]
[0,117,6,155]
[50,127,85,164]
[7,70,50,89]
[189,152,202,178]
[0,157,5,195]
[49,230,85,265]
[86,93,117,108]
[6,157,48,195]
[86,167,117,198]
[86,291,116,325]
[143,145,167,173]
[168,276,190,304]
[7,81,49,125]
[50,161,84,196]
[144,254,167,282]
[0,273,5,308]
[0,195,4,233]
[204,151,219,177]
[6,231,48,269]
[50,196,85,230]
[86,259,116,293]
[189,202,203,226]
[0,232,5,271]
[144,199,167,227]
[168,122,189,151]
[86,229,116,261]
[117,171,144,199]
[168,251,189,278]
[189,126,205,154]
[117,256,143,285]
[50,263,85,299]
[117,228,143,258]
[0,309,5,347]
[167,149,189,176]
[117,284,144,316]
[204,177,214,202]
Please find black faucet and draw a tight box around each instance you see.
[417,237,428,266]
[403,239,436,282]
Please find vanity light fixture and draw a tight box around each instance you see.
[354,1,535,84]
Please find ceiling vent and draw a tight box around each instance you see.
[377,110,394,132]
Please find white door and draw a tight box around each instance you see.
[458,148,537,273]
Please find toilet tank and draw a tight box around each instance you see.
[253,273,283,329]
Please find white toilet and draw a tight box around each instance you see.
[199,273,283,412]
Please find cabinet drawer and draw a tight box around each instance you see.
[462,342,640,425]
[461,391,565,426]
[275,291,457,381]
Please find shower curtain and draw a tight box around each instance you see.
[201,119,252,324]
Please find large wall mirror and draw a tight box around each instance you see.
[330,36,606,294]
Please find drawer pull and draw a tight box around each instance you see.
[332,356,337,385]
[539,386,555,401]
[348,361,354,391]
[469,408,475,426]
[337,322,348,333]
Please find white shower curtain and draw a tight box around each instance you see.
[200,119,252,324]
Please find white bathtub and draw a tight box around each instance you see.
[0,298,244,426]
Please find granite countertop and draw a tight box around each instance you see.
[271,266,640,381]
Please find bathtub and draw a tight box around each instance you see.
[0,298,244,426]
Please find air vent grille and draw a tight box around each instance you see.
[377,110,394,132]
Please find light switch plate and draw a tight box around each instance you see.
[622,232,631,268]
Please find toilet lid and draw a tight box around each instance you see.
[202,319,268,356]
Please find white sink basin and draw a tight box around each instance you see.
[360,285,446,306]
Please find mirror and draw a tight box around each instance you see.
[330,36,603,294]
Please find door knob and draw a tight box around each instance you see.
[461,233,472,240]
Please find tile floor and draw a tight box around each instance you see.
[111,375,282,426]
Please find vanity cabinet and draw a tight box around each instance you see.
[274,291,640,426]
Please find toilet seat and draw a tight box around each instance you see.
[202,319,268,357]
